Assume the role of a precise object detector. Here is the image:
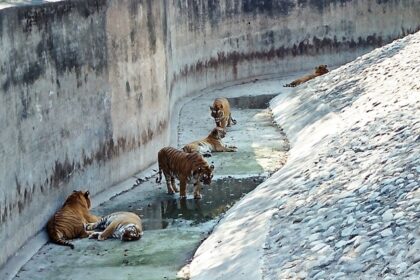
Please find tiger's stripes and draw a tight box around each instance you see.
[47,190,99,249]
[156,147,214,199]
[86,211,143,241]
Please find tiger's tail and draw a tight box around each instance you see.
[156,165,162,183]
[230,115,237,125]
[49,230,75,249]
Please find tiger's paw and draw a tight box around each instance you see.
[85,223,95,231]
[97,234,106,241]
[89,232,100,239]
[194,194,202,199]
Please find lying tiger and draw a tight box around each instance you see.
[86,211,143,241]
[182,127,237,157]
[47,190,100,249]
[210,97,237,128]
[283,65,329,87]
[156,147,214,199]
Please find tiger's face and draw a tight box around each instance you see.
[315,65,329,75]
[122,226,142,241]
[210,106,224,123]
[198,164,215,185]
[211,127,226,139]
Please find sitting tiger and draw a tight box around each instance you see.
[210,97,237,129]
[284,65,329,87]
[85,211,143,241]
[182,127,237,157]
[156,147,215,199]
[47,190,100,249]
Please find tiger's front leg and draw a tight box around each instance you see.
[179,177,187,199]
[193,180,202,199]
[85,221,99,231]
[96,221,118,241]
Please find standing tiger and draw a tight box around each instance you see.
[156,147,215,199]
[210,97,237,129]
[283,65,329,87]
[47,190,100,249]
[182,127,237,157]
[86,211,143,241]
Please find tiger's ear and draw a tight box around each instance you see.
[210,164,215,171]
[73,190,77,193]
[84,191,90,197]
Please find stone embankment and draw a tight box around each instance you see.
[189,32,420,280]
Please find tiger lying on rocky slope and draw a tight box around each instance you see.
[284,65,329,87]
[47,190,100,249]
[86,211,143,241]
[156,147,214,199]
[182,127,237,157]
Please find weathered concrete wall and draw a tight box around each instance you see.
[167,0,420,103]
[0,0,419,269]
[0,0,169,267]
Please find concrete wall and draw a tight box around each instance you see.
[0,0,419,268]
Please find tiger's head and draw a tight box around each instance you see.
[210,127,226,140]
[194,164,215,185]
[64,190,92,209]
[121,225,142,241]
[210,105,224,124]
[315,65,329,75]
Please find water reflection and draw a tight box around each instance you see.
[141,176,264,230]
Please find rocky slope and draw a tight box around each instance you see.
[189,31,419,279]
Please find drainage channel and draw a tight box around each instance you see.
[13,90,289,280]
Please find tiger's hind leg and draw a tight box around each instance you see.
[171,176,179,193]
[164,173,176,194]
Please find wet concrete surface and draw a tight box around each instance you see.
[13,78,289,280]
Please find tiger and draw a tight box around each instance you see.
[182,127,237,157]
[85,211,143,241]
[156,147,215,199]
[210,97,237,129]
[47,190,100,249]
[283,65,329,87]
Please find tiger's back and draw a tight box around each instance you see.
[47,190,99,249]
[284,65,329,87]
[157,147,207,178]
[86,211,143,241]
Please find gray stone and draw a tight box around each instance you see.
[380,228,393,237]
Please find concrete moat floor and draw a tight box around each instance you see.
[13,77,289,280]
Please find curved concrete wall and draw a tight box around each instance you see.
[0,0,419,268]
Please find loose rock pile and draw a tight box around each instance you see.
[263,32,419,279]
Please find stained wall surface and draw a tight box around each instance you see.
[0,0,419,268]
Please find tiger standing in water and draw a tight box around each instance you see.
[156,147,214,199]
